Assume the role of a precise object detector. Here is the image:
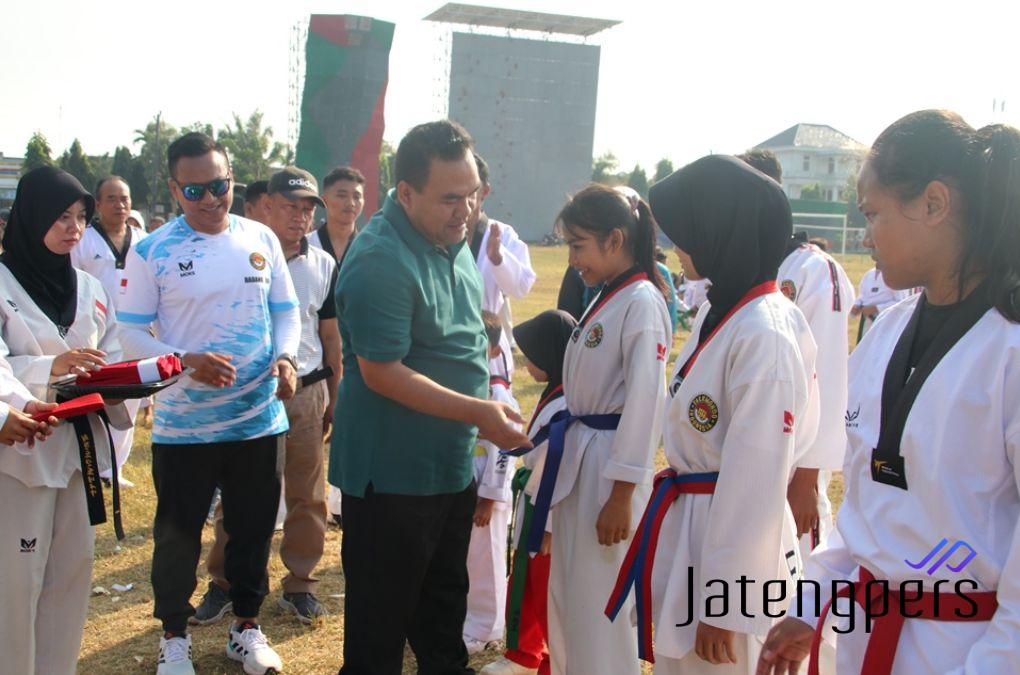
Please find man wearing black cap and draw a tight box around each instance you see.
[195,167,340,625]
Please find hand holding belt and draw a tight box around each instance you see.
[605,468,718,663]
[501,409,622,553]
[808,566,997,675]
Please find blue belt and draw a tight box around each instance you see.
[502,409,621,553]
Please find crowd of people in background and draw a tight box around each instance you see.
[0,107,1018,675]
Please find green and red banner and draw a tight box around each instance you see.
[296,15,394,217]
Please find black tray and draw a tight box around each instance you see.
[50,371,187,399]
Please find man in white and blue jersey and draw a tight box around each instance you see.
[117,133,300,675]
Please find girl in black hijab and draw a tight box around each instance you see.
[649,154,791,342]
[494,309,576,675]
[605,155,818,671]
[513,309,576,404]
[0,166,129,675]
[2,166,94,331]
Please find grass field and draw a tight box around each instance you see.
[80,246,874,674]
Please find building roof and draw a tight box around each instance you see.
[424,3,620,37]
[754,124,867,152]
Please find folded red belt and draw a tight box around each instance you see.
[32,393,106,421]
[77,354,182,386]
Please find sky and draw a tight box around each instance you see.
[3,0,1019,172]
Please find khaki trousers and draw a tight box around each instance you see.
[0,470,94,675]
[207,380,328,593]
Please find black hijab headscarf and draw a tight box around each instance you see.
[1,166,94,329]
[512,309,577,401]
[648,155,791,339]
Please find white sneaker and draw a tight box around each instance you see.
[227,622,284,674]
[464,636,499,655]
[480,657,539,675]
[157,634,194,675]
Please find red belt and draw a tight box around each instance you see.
[808,566,998,675]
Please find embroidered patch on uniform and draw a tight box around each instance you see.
[688,394,719,432]
[20,538,36,553]
[780,279,797,301]
[783,410,794,434]
[249,252,267,271]
[656,343,667,361]
[584,323,604,348]
[570,327,581,343]
[119,278,128,295]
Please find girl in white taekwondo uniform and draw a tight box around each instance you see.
[0,167,131,675]
[776,234,855,562]
[606,156,820,675]
[535,184,671,675]
[759,110,1020,675]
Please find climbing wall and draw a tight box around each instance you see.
[448,32,600,240]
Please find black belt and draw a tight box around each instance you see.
[298,366,333,389]
[65,403,124,540]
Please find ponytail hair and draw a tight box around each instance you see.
[868,110,1020,321]
[555,183,669,298]
[968,124,1020,321]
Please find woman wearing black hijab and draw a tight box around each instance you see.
[604,156,820,673]
[486,309,575,675]
[0,166,131,675]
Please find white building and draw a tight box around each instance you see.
[753,123,866,201]
[0,153,22,207]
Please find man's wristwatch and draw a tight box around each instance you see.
[277,354,298,371]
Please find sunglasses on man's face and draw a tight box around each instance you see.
[175,178,231,202]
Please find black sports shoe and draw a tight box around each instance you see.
[278,591,328,624]
[189,582,232,625]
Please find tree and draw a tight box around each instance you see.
[111,145,134,177]
[800,182,825,200]
[135,115,178,213]
[23,132,55,174]
[379,140,396,199]
[592,151,620,183]
[627,164,649,198]
[110,146,150,206]
[218,111,288,184]
[58,139,97,193]
[653,158,674,184]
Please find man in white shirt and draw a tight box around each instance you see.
[70,175,145,486]
[467,153,537,379]
[118,133,300,675]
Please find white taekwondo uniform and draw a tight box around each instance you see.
[791,294,1020,674]
[546,271,671,675]
[777,242,855,560]
[0,263,131,675]
[644,282,819,675]
[465,376,521,643]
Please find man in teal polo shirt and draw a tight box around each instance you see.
[331,120,529,675]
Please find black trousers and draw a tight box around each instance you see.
[339,481,477,675]
[150,434,283,632]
